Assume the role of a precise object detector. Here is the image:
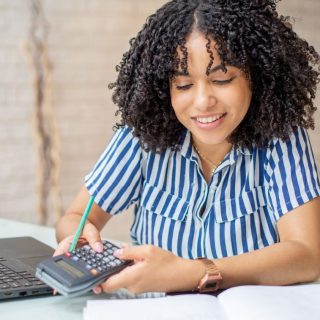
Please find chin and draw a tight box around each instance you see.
[197,136,228,146]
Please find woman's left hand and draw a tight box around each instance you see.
[93,245,204,294]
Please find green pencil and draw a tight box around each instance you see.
[69,195,95,253]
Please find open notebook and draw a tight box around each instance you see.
[83,282,320,320]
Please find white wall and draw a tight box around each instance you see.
[0,0,319,242]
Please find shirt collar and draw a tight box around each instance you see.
[179,130,194,159]
[179,129,252,164]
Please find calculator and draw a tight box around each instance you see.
[35,240,132,297]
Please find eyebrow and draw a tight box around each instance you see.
[173,64,226,77]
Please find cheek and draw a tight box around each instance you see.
[170,91,190,116]
[229,82,252,115]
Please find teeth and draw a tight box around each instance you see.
[197,114,224,123]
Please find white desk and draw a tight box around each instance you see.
[0,218,115,320]
[1,218,320,320]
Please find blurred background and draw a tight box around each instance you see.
[0,0,319,243]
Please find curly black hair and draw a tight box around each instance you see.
[109,0,320,152]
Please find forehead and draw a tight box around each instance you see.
[179,31,219,53]
[175,30,223,74]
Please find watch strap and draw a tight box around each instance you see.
[196,258,222,293]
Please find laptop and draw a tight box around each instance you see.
[0,237,55,300]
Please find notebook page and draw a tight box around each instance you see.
[84,293,228,320]
[217,283,320,320]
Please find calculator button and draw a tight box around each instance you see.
[71,256,79,261]
[114,260,122,266]
[90,269,98,276]
[85,264,92,270]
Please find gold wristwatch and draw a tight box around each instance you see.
[196,258,222,293]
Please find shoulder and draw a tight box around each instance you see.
[263,126,319,181]
[274,126,308,147]
[265,127,311,160]
[109,125,143,153]
[257,127,319,184]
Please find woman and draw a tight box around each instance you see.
[55,0,320,294]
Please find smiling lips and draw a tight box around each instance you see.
[195,113,226,124]
[192,113,227,128]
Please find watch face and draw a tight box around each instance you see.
[197,259,222,293]
[199,273,222,292]
[204,277,219,291]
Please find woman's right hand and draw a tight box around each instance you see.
[53,222,104,257]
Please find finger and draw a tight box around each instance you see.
[100,264,141,293]
[82,223,103,252]
[92,286,102,295]
[53,235,74,256]
[53,235,88,257]
[114,245,153,261]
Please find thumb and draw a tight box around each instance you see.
[82,223,103,252]
[53,235,74,256]
[114,245,151,261]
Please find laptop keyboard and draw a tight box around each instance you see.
[0,258,45,290]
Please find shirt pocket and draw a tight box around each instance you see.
[140,181,189,221]
[213,186,267,223]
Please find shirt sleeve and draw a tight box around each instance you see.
[265,127,320,222]
[85,126,143,215]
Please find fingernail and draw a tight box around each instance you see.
[120,242,129,248]
[114,249,123,257]
[94,242,104,252]
[93,287,101,294]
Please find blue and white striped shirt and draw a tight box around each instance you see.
[85,126,320,259]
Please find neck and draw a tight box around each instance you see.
[192,136,232,165]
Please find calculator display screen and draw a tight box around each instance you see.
[55,259,85,278]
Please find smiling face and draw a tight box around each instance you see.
[170,30,252,153]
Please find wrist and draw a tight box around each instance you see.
[196,258,222,292]
[174,258,206,292]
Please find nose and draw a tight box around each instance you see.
[194,83,217,111]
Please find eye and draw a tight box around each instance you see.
[211,77,235,85]
[176,84,193,90]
